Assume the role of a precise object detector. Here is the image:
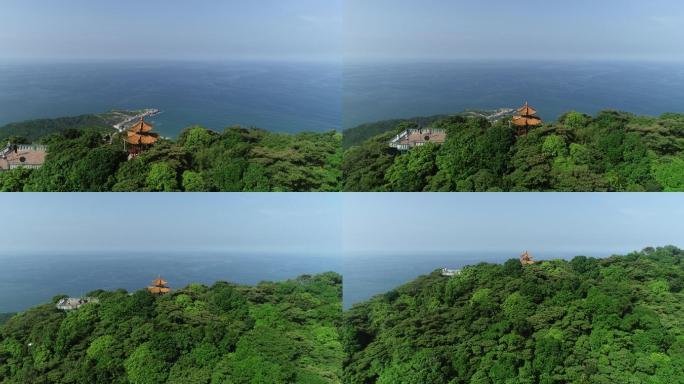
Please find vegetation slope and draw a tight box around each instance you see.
[0,272,342,384]
[0,316,12,327]
[0,110,147,143]
[342,246,684,384]
[0,125,341,192]
[342,115,448,149]
[342,111,684,191]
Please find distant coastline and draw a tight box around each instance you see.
[0,109,152,142]
[112,108,160,132]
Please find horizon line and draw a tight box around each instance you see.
[0,56,343,64]
[2,56,683,64]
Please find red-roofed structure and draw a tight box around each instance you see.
[511,102,542,135]
[147,276,171,295]
[125,118,159,157]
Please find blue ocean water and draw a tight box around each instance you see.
[3,60,681,135]
[343,250,609,309]
[343,61,684,128]
[0,251,341,313]
[0,61,341,137]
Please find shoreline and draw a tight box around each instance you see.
[112,108,160,132]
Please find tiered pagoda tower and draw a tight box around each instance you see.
[125,118,159,157]
[147,276,171,295]
[520,251,535,266]
[511,102,542,135]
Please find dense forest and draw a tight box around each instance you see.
[0,272,342,384]
[342,111,684,191]
[342,246,684,383]
[0,125,341,192]
[3,109,684,192]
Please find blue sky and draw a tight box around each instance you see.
[0,0,342,61]
[0,193,681,258]
[345,0,684,61]
[0,194,342,254]
[343,193,684,256]
[2,1,680,61]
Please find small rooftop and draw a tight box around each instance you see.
[0,144,47,171]
[441,268,462,277]
[56,297,99,311]
[389,127,447,151]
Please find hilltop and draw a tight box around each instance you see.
[342,246,684,384]
[341,110,684,191]
[0,272,343,384]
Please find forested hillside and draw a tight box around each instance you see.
[0,315,12,326]
[0,125,341,192]
[0,272,342,384]
[0,110,147,143]
[342,111,684,191]
[342,246,684,383]
[341,109,515,149]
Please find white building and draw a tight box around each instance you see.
[56,297,99,311]
[441,268,461,277]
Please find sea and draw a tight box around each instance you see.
[0,249,619,312]
[0,251,342,313]
[343,250,613,309]
[0,60,342,137]
[343,60,684,128]
[2,60,682,137]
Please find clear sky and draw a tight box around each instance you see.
[0,194,341,254]
[4,1,680,62]
[1,193,681,258]
[0,0,342,61]
[343,193,684,256]
[345,0,684,61]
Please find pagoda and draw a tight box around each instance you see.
[125,118,159,157]
[511,102,542,136]
[520,251,535,266]
[147,276,171,295]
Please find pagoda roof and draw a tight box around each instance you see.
[511,115,542,127]
[520,251,535,265]
[128,119,154,133]
[517,102,538,116]
[147,286,171,294]
[152,277,168,286]
[126,131,159,145]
